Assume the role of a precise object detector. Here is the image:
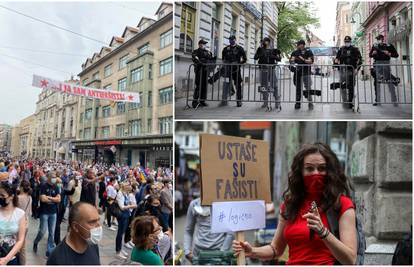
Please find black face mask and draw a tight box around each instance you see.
[0,197,8,207]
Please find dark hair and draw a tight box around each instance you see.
[0,182,19,207]
[20,180,32,195]
[131,215,157,249]
[282,143,352,221]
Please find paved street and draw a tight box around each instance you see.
[26,212,130,265]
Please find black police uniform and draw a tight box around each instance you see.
[192,46,214,107]
[335,45,362,104]
[290,48,314,105]
[222,44,247,105]
[369,42,399,104]
[254,46,281,105]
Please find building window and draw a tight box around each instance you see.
[159,87,173,105]
[79,112,83,123]
[129,120,141,136]
[180,4,196,52]
[92,71,99,81]
[104,64,112,77]
[84,128,91,139]
[102,106,111,118]
[147,119,152,133]
[160,28,173,48]
[102,126,110,138]
[95,107,99,118]
[104,84,112,90]
[148,64,152,79]
[119,54,129,70]
[138,43,150,55]
[148,91,152,107]
[117,102,125,114]
[118,77,127,91]
[131,67,144,83]
[211,3,222,57]
[159,57,172,76]
[231,14,238,37]
[79,130,83,138]
[159,117,172,134]
[116,124,125,137]
[85,109,92,120]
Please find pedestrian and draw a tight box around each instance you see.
[115,182,137,259]
[67,174,82,207]
[289,39,314,110]
[98,174,106,213]
[0,182,27,265]
[233,143,357,265]
[160,177,173,229]
[191,39,214,108]
[334,36,362,109]
[369,34,399,106]
[46,202,101,265]
[184,197,234,262]
[17,180,32,265]
[33,171,61,258]
[80,168,97,206]
[254,37,282,109]
[130,215,164,265]
[221,35,247,107]
[105,176,117,231]
[30,169,42,218]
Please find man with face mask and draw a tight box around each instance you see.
[221,35,247,107]
[254,37,282,109]
[289,40,314,110]
[33,171,61,258]
[369,34,399,106]
[184,197,234,263]
[192,39,215,108]
[334,36,362,109]
[46,202,101,265]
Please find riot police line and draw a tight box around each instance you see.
[183,61,412,112]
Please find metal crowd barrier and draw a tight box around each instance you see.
[184,62,412,112]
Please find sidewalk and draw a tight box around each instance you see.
[175,97,412,120]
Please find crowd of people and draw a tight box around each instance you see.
[0,157,173,265]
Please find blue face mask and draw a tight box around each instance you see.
[229,39,236,46]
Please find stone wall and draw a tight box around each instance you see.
[347,121,412,265]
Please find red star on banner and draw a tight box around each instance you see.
[128,95,134,101]
[40,79,49,87]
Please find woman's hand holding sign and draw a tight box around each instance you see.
[232,240,253,257]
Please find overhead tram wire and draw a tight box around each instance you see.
[0,45,89,57]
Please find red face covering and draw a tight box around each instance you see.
[303,174,326,198]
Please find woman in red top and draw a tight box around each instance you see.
[233,143,357,265]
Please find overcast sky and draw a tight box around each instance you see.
[311,0,337,46]
[0,1,161,125]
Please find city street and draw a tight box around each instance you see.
[26,212,130,265]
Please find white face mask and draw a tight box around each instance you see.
[194,205,211,217]
[78,224,103,245]
[157,231,165,241]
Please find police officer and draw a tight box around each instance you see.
[192,39,214,108]
[254,37,282,109]
[221,35,247,107]
[369,34,399,106]
[334,36,362,109]
[289,40,314,110]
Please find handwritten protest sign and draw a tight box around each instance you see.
[32,74,140,103]
[211,200,266,233]
[200,134,271,205]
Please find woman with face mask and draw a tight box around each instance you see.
[0,182,27,265]
[233,143,357,265]
[130,215,164,265]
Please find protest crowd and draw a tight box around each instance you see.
[0,156,173,265]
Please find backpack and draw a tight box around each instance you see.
[392,229,412,265]
[326,200,366,265]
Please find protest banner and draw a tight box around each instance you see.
[32,74,140,103]
[200,133,272,265]
[199,133,271,205]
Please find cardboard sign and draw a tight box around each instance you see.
[32,74,140,103]
[200,133,271,205]
[211,200,266,233]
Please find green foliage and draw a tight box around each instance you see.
[276,2,320,57]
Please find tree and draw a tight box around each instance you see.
[276,2,320,57]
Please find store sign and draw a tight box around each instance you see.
[95,140,122,145]
[32,75,140,103]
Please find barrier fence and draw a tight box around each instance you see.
[184,62,412,112]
